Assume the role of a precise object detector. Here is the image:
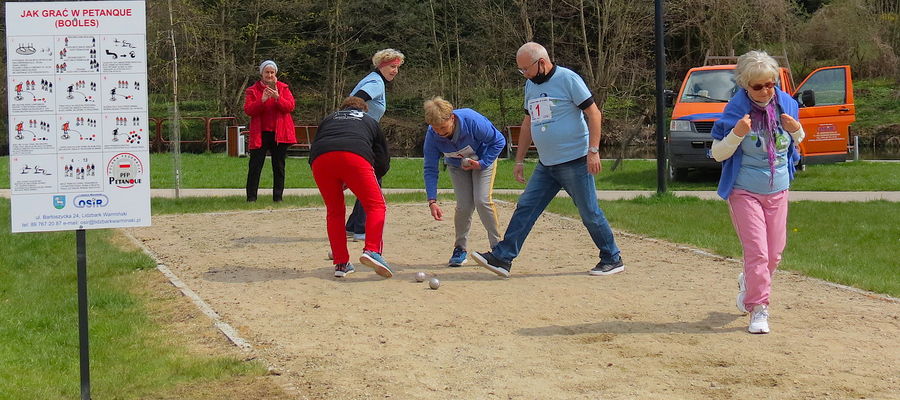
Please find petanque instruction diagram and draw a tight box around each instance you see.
[6,1,150,233]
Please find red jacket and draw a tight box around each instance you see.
[243,80,297,149]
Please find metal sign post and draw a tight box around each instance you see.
[76,229,91,400]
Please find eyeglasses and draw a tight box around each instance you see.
[517,59,540,75]
[749,81,776,91]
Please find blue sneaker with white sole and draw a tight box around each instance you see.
[359,250,393,278]
[448,246,467,267]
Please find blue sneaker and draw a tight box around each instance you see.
[448,246,468,267]
[359,250,393,278]
[334,262,354,278]
[353,233,366,242]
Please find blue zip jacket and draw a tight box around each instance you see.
[423,108,507,200]
[711,87,800,199]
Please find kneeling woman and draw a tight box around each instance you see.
[310,97,392,278]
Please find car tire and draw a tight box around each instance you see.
[668,163,689,181]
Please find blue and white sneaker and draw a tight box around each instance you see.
[334,262,355,278]
[359,250,393,278]
[448,246,468,267]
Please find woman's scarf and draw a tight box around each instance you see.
[748,95,778,188]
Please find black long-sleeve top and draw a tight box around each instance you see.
[308,108,390,177]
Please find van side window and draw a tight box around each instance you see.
[796,68,846,106]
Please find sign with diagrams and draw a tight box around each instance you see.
[6,1,150,233]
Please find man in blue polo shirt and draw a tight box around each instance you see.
[472,42,624,278]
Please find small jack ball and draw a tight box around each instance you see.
[415,272,427,282]
[429,278,441,290]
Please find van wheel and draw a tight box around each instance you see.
[668,164,689,181]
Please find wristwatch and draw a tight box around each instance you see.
[588,146,600,154]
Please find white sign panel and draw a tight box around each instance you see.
[6,1,150,233]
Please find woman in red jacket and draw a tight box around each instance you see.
[243,60,297,202]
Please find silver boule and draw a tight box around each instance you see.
[429,277,441,290]
[415,272,427,282]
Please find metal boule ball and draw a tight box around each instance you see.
[415,272,427,282]
[429,278,441,290]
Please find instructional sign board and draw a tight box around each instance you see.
[6,1,150,233]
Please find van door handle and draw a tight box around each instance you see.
[839,108,850,112]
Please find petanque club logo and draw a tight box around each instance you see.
[106,153,144,189]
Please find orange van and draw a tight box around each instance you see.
[665,59,855,180]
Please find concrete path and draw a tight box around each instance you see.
[2,188,898,202]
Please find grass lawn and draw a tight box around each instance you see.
[4,154,897,191]
[0,198,283,399]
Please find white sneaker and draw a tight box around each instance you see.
[736,272,748,313]
[748,305,770,334]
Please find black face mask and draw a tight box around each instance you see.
[529,64,549,84]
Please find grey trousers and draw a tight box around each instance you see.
[447,162,502,250]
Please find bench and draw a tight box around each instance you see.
[505,125,537,158]
[291,125,318,153]
[226,125,319,157]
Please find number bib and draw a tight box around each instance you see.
[527,97,553,124]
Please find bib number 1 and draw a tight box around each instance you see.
[528,98,553,123]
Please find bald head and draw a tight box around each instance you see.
[516,42,549,63]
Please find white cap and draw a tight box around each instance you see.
[259,60,277,74]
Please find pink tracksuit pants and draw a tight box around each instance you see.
[728,188,789,309]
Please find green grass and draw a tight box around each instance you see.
[0,198,267,399]
[853,78,900,131]
[4,154,897,191]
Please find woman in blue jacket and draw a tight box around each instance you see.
[710,50,805,334]
[423,97,507,267]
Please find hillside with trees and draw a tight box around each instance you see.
[1,0,898,154]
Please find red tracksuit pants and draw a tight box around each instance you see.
[311,151,385,264]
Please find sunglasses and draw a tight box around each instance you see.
[749,81,776,91]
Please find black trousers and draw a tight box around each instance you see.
[246,131,290,201]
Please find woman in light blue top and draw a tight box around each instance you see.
[423,97,506,267]
[710,50,805,335]
[345,49,405,240]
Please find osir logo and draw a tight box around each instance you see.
[74,194,109,208]
[106,153,144,189]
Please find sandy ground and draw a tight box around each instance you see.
[126,202,899,400]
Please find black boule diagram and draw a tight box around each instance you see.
[109,81,138,101]
[111,116,143,144]
[64,80,96,102]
